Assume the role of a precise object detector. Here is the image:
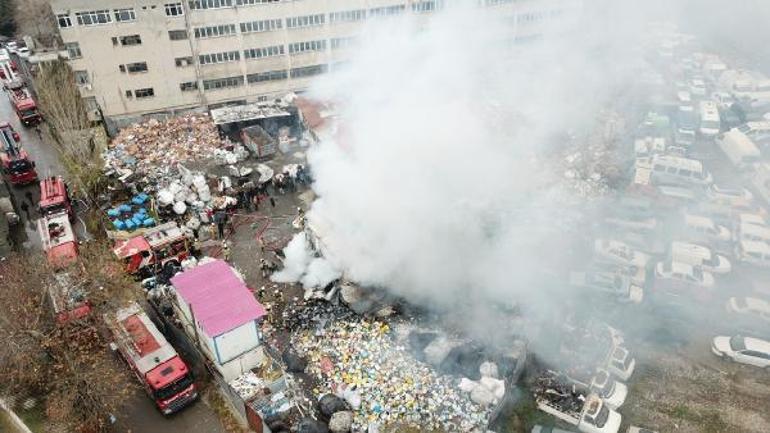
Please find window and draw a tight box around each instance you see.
[369,5,406,18]
[165,2,184,16]
[202,75,244,90]
[331,37,356,50]
[75,10,112,26]
[120,35,142,46]
[84,97,99,112]
[240,19,282,33]
[57,14,72,28]
[126,62,148,73]
[244,45,284,59]
[288,40,326,55]
[247,69,287,83]
[180,81,198,91]
[236,0,281,5]
[198,50,240,65]
[290,64,327,79]
[168,30,188,40]
[74,70,89,85]
[193,24,236,39]
[189,0,233,9]
[329,9,366,23]
[118,64,126,72]
[65,42,82,59]
[114,8,136,22]
[286,14,325,29]
[411,1,440,13]
[175,56,193,67]
[135,88,155,98]
[125,90,133,98]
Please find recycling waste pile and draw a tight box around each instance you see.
[277,302,516,433]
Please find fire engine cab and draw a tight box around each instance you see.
[39,176,74,220]
[38,211,78,268]
[0,121,36,185]
[7,82,41,126]
[105,303,197,414]
[114,222,191,277]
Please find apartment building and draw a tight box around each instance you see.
[49,0,582,132]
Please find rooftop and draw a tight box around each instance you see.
[210,102,291,125]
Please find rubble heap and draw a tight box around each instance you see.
[103,114,228,181]
[290,305,491,432]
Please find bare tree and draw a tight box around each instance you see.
[33,60,106,202]
[0,244,140,432]
[14,0,57,47]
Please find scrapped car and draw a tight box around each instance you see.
[670,241,731,274]
[683,214,732,243]
[604,216,657,234]
[712,335,770,368]
[569,271,644,304]
[654,260,715,289]
[734,240,770,268]
[627,428,658,433]
[706,184,754,207]
[594,239,651,269]
[726,297,770,325]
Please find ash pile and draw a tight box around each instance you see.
[532,370,584,417]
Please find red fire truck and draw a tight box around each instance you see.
[38,210,78,268]
[48,272,92,325]
[7,81,41,126]
[113,222,191,277]
[105,302,197,414]
[0,121,36,185]
[39,176,74,220]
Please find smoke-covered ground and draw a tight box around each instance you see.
[274,2,655,332]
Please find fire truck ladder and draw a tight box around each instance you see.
[0,127,18,157]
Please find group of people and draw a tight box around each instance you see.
[272,164,311,195]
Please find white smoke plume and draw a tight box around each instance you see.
[287,2,652,318]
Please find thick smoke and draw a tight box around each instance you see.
[289,2,649,319]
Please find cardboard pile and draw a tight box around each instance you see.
[104,114,229,181]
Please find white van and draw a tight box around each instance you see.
[670,241,732,274]
[699,101,721,137]
[684,214,732,242]
[735,240,770,268]
[650,155,713,187]
[717,129,761,170]
[738,222,770,244]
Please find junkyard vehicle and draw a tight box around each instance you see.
[534,380,622,433]
[682,214,731,243]
[569,271,644,304]
[0,121,36,185]
[594,239,651,269]
[669,241,731,274]
[48,272,91,325]
[649,155,712,187]
[734,239,770,268]
[105,302,197,414]
[557,367,628,410]
[532,426,576,433]
[560,319,635,381]
[626,428,658,433]
[654,260,715,289]
[725,297,770,328]
[113,222,191,277]
[711,335,770,368]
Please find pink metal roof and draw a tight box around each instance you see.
[170,260,266,337]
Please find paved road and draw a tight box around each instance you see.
[1,61,226,433]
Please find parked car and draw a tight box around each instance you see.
[734,240,770,268]
[594,239,651,269]
[711,335,770,368]
[706,184,753,207]
[569,271,644,304]
[654,261,715,289]
[604,216,657,234]
[726,297,770,322]
[737,221,770,244]
[683,214,731,243]
[670,241,731,274]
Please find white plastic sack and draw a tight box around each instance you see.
[479,362,499,379]
[339,388,361,410]
[157,190,174,206]
[470,386,496,406]
[173,201,187,215]
[458,378,478,393]
[479,376,505,400]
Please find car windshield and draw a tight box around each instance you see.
[153,373,193,401]
[729,336,746,351]
[692,267,703,281]
[8,159,31,174]
[21,109,37,118]
[594,403,610,427]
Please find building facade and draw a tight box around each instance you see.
[49,0,581,132]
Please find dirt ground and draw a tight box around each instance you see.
[620,325,770,433]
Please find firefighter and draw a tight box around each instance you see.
[221,240,231,262]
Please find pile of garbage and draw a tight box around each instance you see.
[103,114,229,182]
[290,307,492,432]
